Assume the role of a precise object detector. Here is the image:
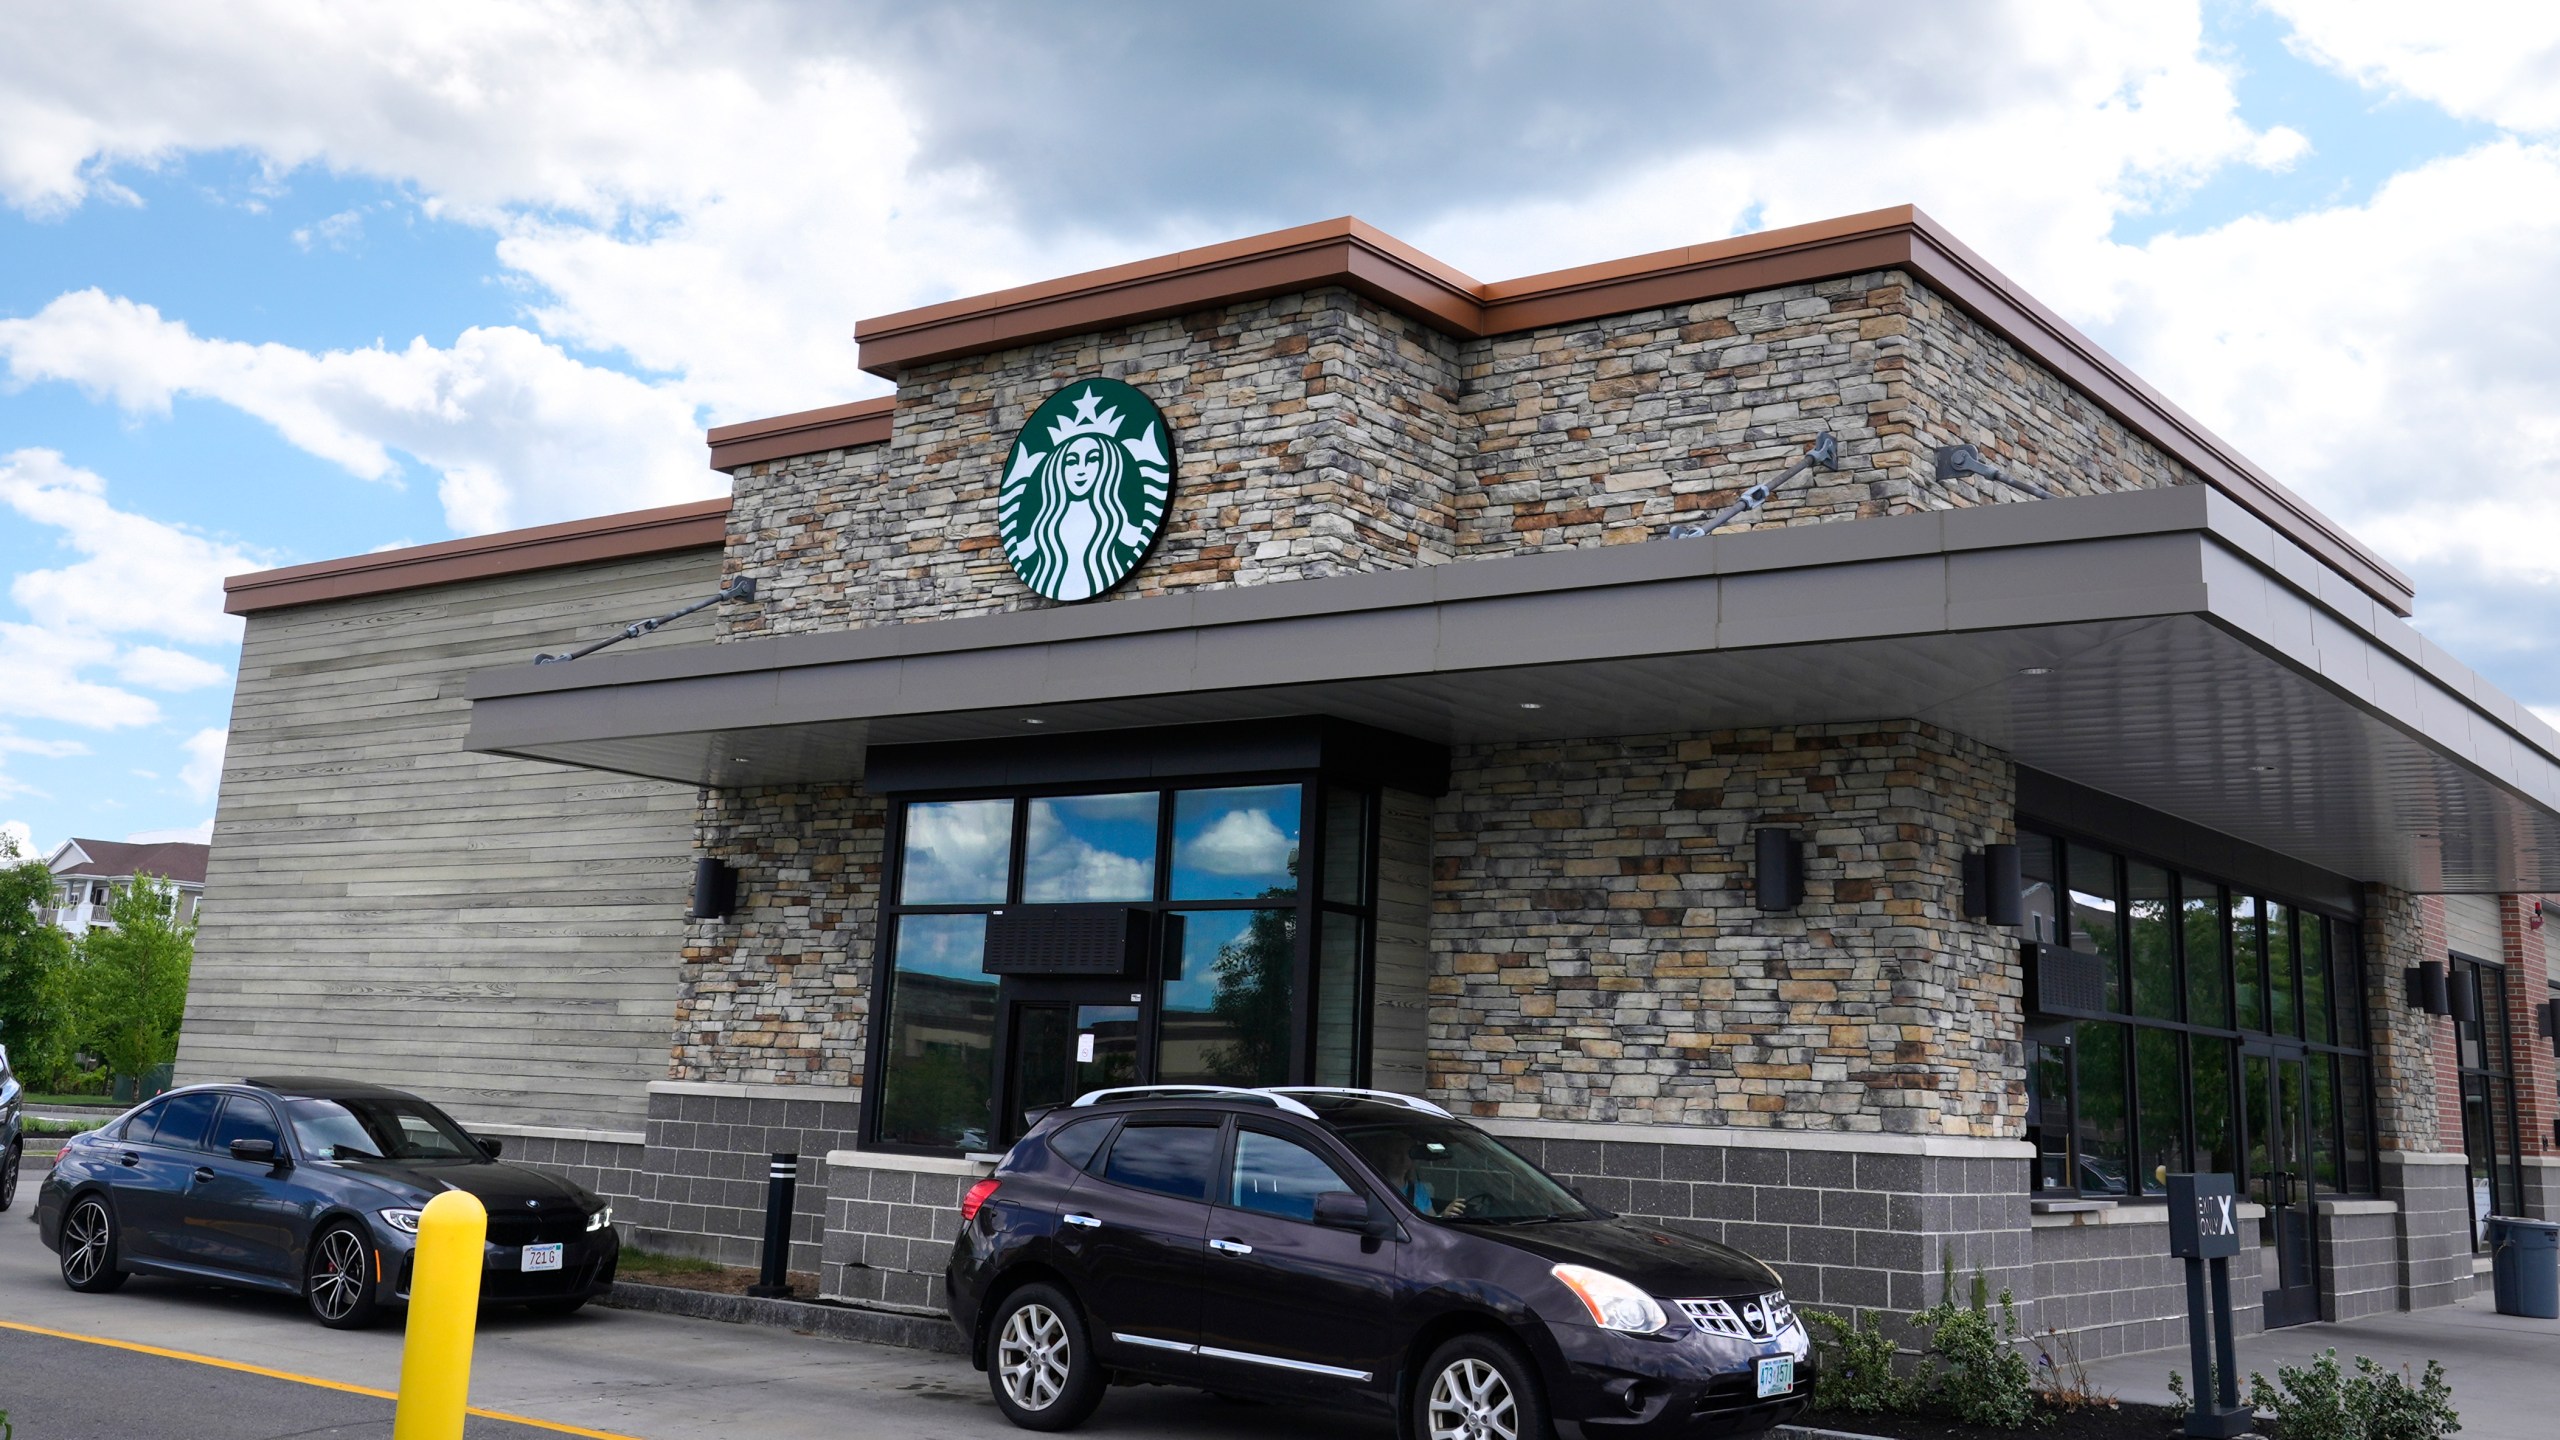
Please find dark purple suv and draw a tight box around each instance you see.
[946,1086,1814,1438]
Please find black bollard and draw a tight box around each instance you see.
[747,1152,799,1298]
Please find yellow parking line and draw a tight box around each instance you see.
[0,1319,645,1439]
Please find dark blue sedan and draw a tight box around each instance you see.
[35,1076,618,1328]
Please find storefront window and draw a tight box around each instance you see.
[2232,896,2265,1034]
[1023,791,1157,901]
[875,914,997,1149]
[2019,833,2061,946]
[2134,1027,2185,1194]
[1171,785,1302,900]
[2454,956,2523,1250]
[1160,909,1296,1086]
[2019,827,2373,1202]
[2183,879,2228,1028]
[2074,1021,2129,1195]
[2130,862,2176,1020]
[899,799,1013,903]
[870,777,1373,1153]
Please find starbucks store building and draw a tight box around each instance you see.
[193,208,2560,1356]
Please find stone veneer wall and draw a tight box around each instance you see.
[720,288,1466,643]
[1451,271,2192,556]
[674,785,886,1085]
[1431,721,2020,1136]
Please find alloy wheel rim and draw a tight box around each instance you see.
[63,1199,109,1284]
[1428,1357,1518,1440]
[995,1303,1070,1411]
[310,1229,368,1320]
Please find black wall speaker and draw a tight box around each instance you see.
[1754,828,1804,913]
[2405,960,2450,1016]
[2446,966,2479,1025]
[1962,844,2023,925]
[690,857,738,920]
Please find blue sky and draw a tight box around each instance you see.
[4,0,2559,860]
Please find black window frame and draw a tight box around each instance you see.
[2451,950,2526,1251]
[2021,824,2378,1203]
[861,770,1383,1157]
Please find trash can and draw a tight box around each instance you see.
[2487,1215,2560,1319]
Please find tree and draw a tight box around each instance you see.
[0,833,75,1087]
[73,873,196,1085]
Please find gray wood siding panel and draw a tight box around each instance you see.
[178,551,720,1131]
[2443,895,2501,962]
[1371,787,1431,1096]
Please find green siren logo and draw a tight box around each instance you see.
[998,378,1173,602]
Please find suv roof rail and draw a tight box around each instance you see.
[1260,1087,1455,1118]
[1069,1085,1318,1118]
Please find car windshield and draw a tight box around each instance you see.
[283,1095,483,1161]
[1335,1115,1594,1224]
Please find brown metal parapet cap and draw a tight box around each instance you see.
[222,496,733,614]
[707,396,894,471]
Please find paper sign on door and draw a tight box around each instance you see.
[1076,1033,1095,1062]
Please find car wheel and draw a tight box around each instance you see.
[305,1223,383,1329]
[985,1282,1105,1431]
[0,1139,19,1212]
[58,1193,128,1293]
[1414,1333,1552,1440]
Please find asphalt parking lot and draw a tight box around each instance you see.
[1,1202,1392,1440]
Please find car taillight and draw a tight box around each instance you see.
[961,1178,1000,1222]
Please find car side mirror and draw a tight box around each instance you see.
[1313,1190,1385,1234]
[475,1135,504,1159]
[229,1138,282,1166]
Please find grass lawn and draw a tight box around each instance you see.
[26,1094,121,1109]
[24,1117,106,1137]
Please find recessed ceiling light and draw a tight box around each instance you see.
[1519,702,1544,710]
[2249,763,2278,774]
[1024,718,1046,725]
[2018,666,2053,676]
[732,757,752,764]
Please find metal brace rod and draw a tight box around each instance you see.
[1664,433,1840,539]
[1933,443,2057,501]
[533,576,759,665]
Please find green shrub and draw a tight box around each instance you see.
[2245,1349,2460,1440]
[1911,1284,2035,1430]
[1805,1308,1911,1415]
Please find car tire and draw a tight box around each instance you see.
[58,1192,128,1293]
[0,1139,20,1212]
[1413,1332,1553,1440]
[304,1223,383,1329]
[985,1282,1105,1432]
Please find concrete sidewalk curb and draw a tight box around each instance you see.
[599,1280,968,1356]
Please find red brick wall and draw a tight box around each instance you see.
[2506,895,2556,1162]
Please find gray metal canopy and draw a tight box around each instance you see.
[464,486,2560,895]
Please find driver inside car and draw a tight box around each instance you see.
[1353,1135,1472,1219]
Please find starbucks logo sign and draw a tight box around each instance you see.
[998,379,1174,602]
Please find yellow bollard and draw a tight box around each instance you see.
[394,1189,488,1440]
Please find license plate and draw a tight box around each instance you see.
[1755,1356,1794,1399]
[521,1242,564,1273]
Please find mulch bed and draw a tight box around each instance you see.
[1802,1403,2189,1439]
[619,1263,823,1299]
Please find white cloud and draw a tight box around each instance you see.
[126,818,213,845]
[179,726,227,804]
[1178,809,1296,878]
[0,727,87,802]
[2097,140,2560,658]
[115,646,230,691]
[0,621,162,728]
[2271,1,2560,135]
[0,296,717,534]
[1,818,34,860]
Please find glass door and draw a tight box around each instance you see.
[2244,1043,2321,1327]
[995,981,1143,1144]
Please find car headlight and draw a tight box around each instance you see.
[378,1208,422,1235]
[1551,1263,1668,1333]
[586,1206,612,1233]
